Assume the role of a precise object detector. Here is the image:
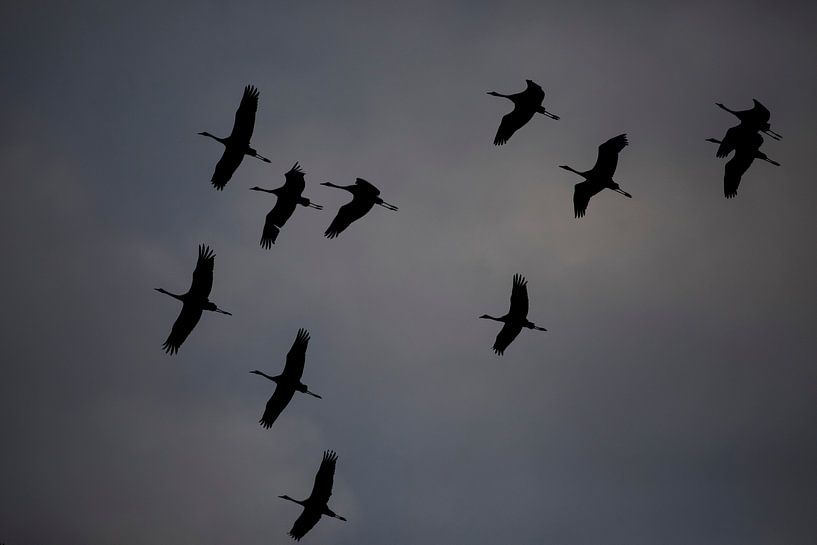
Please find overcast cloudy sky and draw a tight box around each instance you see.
[2,1,817,544]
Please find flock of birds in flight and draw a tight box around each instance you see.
[153,80,782,540]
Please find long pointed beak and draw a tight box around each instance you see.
[216,309,232,315]
[614,188,632,198]
[379,201,399,211]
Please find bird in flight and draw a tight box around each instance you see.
[716,99,781,140]
[480,274,547,355]
[487,79,559,145]
[250,328,322,429]
[155,245,231,355]
[279,450,347,541]
[560,133,633,218]
[250,163,323,248]
[321,178,398,239]
[706,133,780,198]
[199,85,271,190]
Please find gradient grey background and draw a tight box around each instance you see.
[2,1,816,544]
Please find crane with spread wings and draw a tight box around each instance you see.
[250,328,322,429]
[559,133,633,218]
[480,274,547,355]
[487,79,559,145]
[278,450,347,541]
[199,85,271,190]
[155,245,231,355]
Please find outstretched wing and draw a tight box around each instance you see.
[723,152,755,199]
[189,244,215,298]
[288,508,322,541]
[324,197,376,239]
[508,274,529,318]
[308,450,338,504]
[282,328,310,380]
[162,303,202,355]
[260,199,297,248]
[259,385,295,429]
[210,148,244,190]
[493,322,522,355]
[716,125,742,158]
[573,181,602,218]
[750,99,771,124]
[592,134,628,178]
[494,107,535,146]
[283,162,307,193]
[229,85,259,144]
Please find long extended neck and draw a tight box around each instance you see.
[322,182,353,192]
[559,165,586,178]
[199,131,227,145]
[250,187,277,194]
[717,103,737,116]
[251,371,279,382]
[155,288,184,302]
[280,495,306,506]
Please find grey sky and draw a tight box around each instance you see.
[2,1,817,544]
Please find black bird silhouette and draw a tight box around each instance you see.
[706,134,780,198]
[716,99,782,140]
[155,245,231,355]
[480,274,547,355]
[250,329,322,429]
[488,79,560,145]
[279,450,347,541]
[560,134,633,218]
[251,163,323,248]
[321,178,398,239]
[199,85,271,190]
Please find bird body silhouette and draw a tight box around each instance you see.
[155,245,231,354]
[716,99,781,140]
[251,328,321,428]
[488,79,559,145]
[706,134,780,199]
[560,134,632,218]
[321,178,398,239]
[251,163,323,248]
[279,450,346,541]
[480,274,547,355]
[199,85,271,190]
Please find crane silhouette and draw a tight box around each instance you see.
[716,99,781,140]
[250,163,323,248]
[155,245,231,355]
[488,79,559,145]
[321,178,398,239]
[279,450,347,541]
[560,133,633,218]
[480,274,547,355]
[199,85,271,190]
[250,328,322,429]
[706,134,780,198]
